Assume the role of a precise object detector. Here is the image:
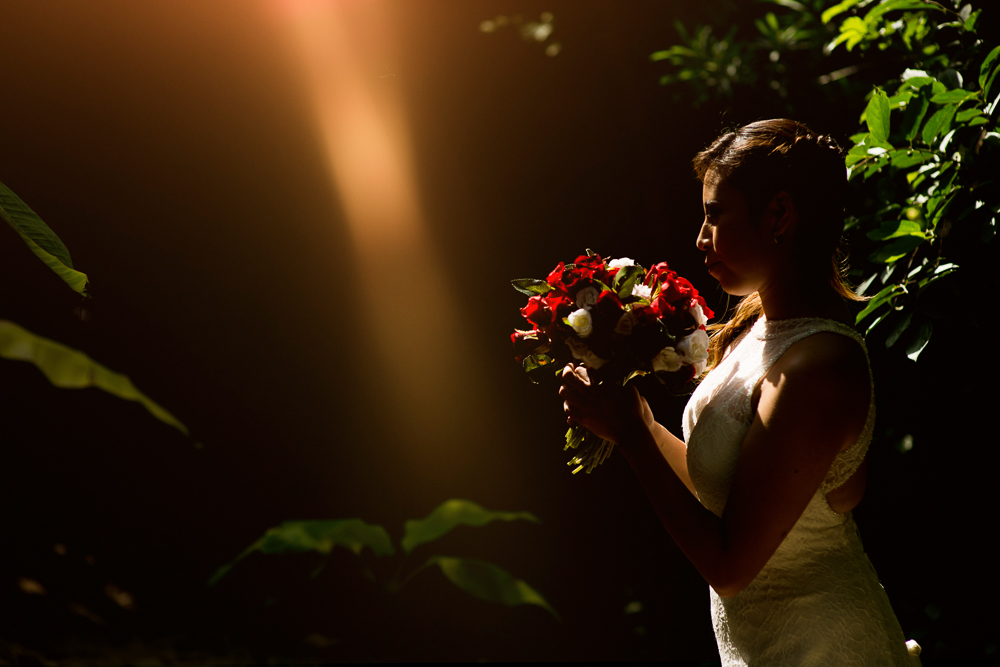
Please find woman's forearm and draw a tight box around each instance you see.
[648,421,697,497]
[620,423,736,596]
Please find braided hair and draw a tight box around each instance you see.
[692,119,865,368]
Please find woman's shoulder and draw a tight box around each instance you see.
[774,330,869,385]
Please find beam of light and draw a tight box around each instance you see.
[271,0,484,484]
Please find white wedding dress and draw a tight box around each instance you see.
[682,317,922,666]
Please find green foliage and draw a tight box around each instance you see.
[839,0,997,360]
[0,179,89,296]
[210,499,557,618]
[0,319,188,435]
[650,0,836,106]
[422,556,558,618]
[401,499,539,553]
[653,0,998,363]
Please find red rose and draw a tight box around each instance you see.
[691,294,715,321]
[658,275,695,304]
[547,262,566,288]
[644,262,676,287]
[511,329,549,363]
[521,295,554,329]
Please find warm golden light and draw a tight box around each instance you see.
[273,0,487,484]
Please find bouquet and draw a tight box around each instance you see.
[511,250,714,474]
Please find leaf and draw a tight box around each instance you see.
[821,0,861,24]
[979,45,1000,89]
[401,499,539,553]
[868,235,926,263]
[209,518,394,585]
[929,89,976,105]
[424,556,558,618]
[855,283,903,325]
[0,180,89,296]
[955,107,984,123]
[613,264,645,299]
[511,279,552,296]
[866,88,891,144]
[921,104,958,145]
[887,148,930,169]
[885,312,913,348]
[0,320,187,435]
[905,323,932,361]
[964,8,981,31]
[865,217,925,241]
[864,0,939,24]
[522,353,554,383]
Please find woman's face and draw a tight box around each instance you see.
[696,169,777,296]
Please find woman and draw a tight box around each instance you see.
[560,119,921,665]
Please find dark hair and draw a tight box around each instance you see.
[693,119,865,368]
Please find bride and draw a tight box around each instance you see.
[560,119,922,665]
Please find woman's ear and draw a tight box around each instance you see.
[767,191,797,243]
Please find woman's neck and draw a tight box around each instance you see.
[757,270,849,323]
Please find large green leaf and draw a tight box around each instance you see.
[0,180,89,296]
[401,499,539,554]
[0,320,187,435]
[922,104,958,145]
[209,518,394,585]
[424,556,558,618]
[866,88,891,144]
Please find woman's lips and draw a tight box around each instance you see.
[706,261,721,273]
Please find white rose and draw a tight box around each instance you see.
[652,346,684,373]
[567,308,593,337]
[565,337,608,369]
[632,283,652,300]
[677,328,710,365]
[608,257,635,270]
[614,311,637,335]
[575,286,600,310]
[689,303,708,327]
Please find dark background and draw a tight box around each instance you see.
[0,1,994,663]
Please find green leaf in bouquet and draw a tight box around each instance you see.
[613,264,645,299]
[0,320,188,435]
[523,353,554,383]
[511,278,553,296]
[401,499,539,554]
[209,518,395,585]
[0,179,89,296]
[866,87,891,144]
[422,556,558,618]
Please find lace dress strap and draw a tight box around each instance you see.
[751,317,874,492]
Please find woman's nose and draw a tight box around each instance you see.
[696,223,712,251]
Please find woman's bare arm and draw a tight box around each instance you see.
[561,333,870,598]
[648,420,697,497]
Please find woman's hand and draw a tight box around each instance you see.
[559,364,652,445]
